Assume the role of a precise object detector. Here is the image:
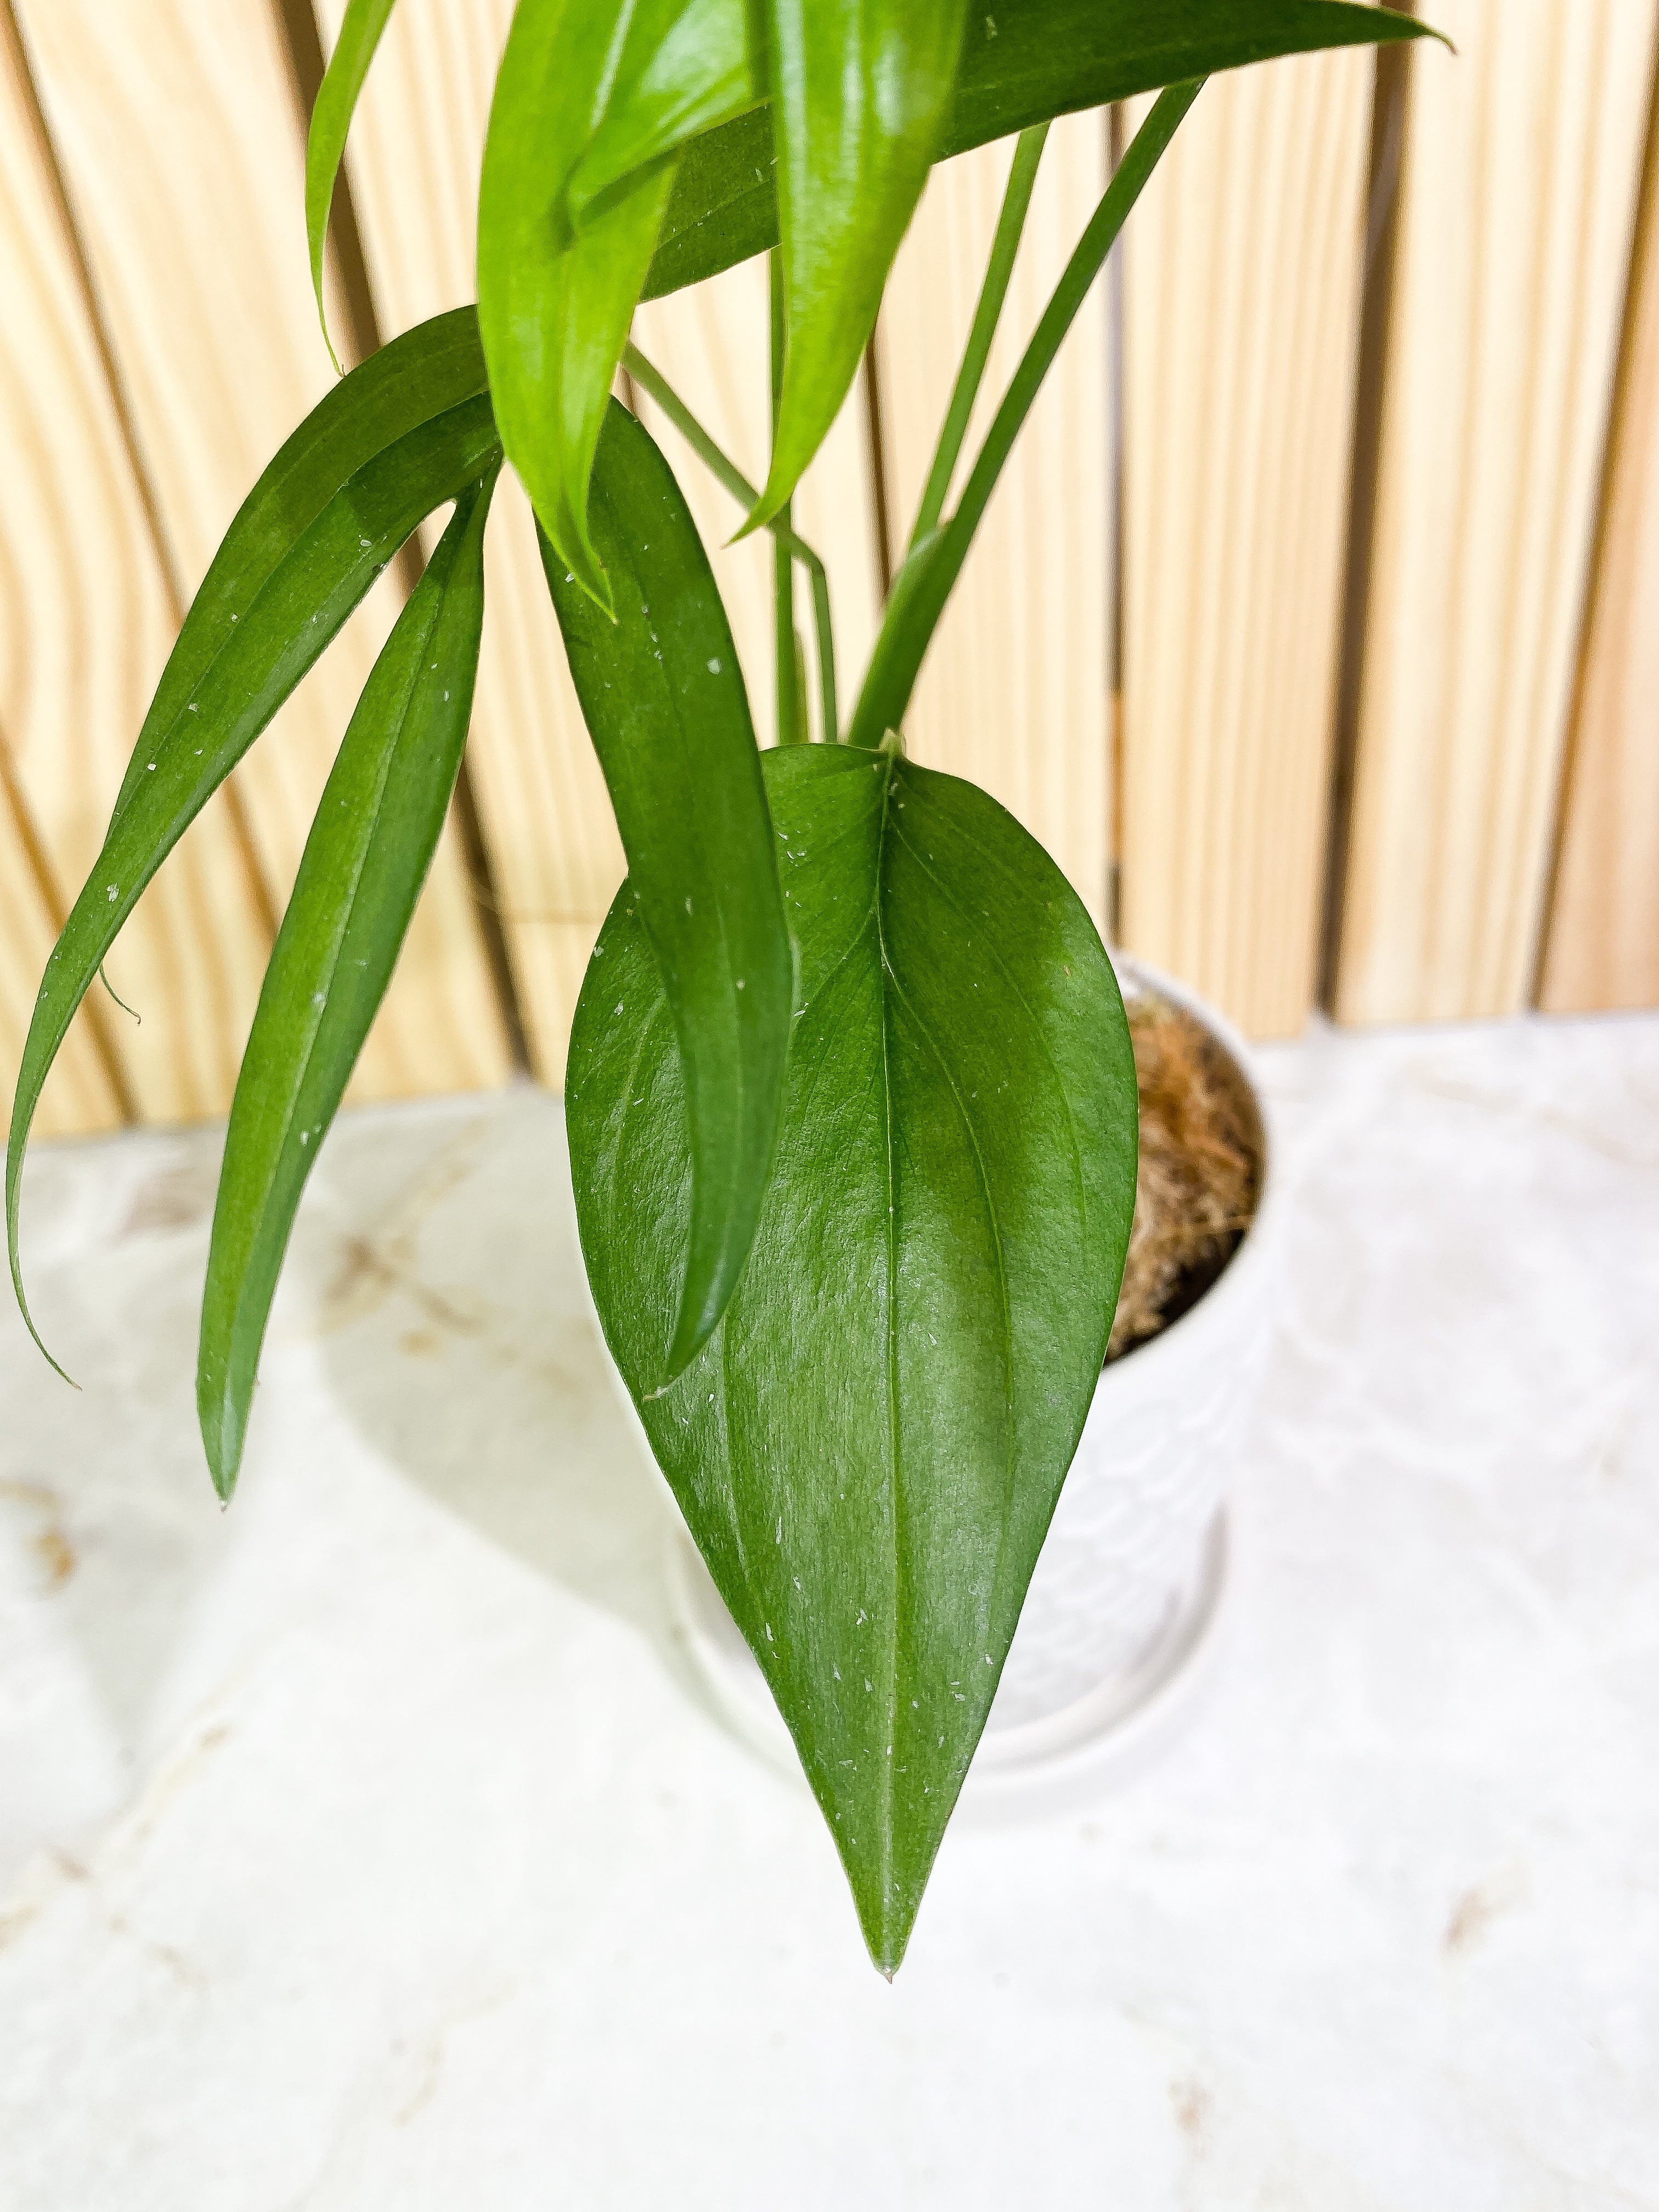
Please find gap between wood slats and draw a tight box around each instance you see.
[13,0,510,1107]
[1536,35,1659,1015]
[1334,0,1659,1026]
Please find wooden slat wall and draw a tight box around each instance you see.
[1121,50,1375,1038]
[876,115,1113,928]
[12,0,509,1101]
[0,9,266,1127]
[1335,0,1659,1025]
[1539,77,1659,1015]
[8,2,1659,1136]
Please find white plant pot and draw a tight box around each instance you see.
[663,952,1280,1816]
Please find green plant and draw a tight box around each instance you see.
[8,0,1442,1973]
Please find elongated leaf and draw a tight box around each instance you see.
[477,0,758,607]
[543,400,791,1378]
[8,309,499,1363]
[305,0,400,370]
[752,0,969,531]
[643,0,1443,300]
[569,744,1138,1971]
[198,469,498,1499]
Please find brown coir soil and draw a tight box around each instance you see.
[1105,992,1262,1364]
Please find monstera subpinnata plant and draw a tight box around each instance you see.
[8,1,1444,1972]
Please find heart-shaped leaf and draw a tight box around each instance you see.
[8,308,499,1367]
[568,744,1138,1971]
[543,401,791,1378]
[198,467,498,1500]
[644,0,1443,300]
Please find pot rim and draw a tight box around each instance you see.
[1101,950,1278,1387]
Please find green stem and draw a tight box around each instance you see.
[849,81,1203,753]
[623,341,838,743]
[769,251,804,744]
[910,123,1049,550]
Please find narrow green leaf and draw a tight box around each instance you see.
[569,746,1138,1972]
[542,400,791,1379]
[749,0,970,532]
[305,0,399,371]
[477,0,759,608]
[8,309,499,1365]
[199,469,499,1498]
[643,0,1444,301]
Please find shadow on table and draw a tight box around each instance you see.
[301,1087,674,1654]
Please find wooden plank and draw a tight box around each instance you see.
[0,769,122,1140]
[314,0,623,1079]
[1120,49,1375,1039]
[1539,82,1659,1014]
[0,12,270,1124]
[1336,0,1659,1025]
[874,114,1111,928]
[13,0,510,1101]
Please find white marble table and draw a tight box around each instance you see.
[2,1010,1656,2209]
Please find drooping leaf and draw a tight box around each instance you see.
[543,400,791,1378]
[198,467,498,1500]
[477,0,759,608]
[569,744,1138,1972]
[305,0,400,370]
[643,0,1444,300]
[749,0,970,531]
[8,309,500,1364]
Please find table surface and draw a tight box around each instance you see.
[2,1009,1656,2210]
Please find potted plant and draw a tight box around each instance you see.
[5,0,1443,1976]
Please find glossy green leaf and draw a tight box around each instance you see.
[751,0,969,531]
[305,0,399,371]
[643,0,1442,300]
[477,0,759,608]
[7,308,500,1367]
[199,469,498,1498]
[569,744,1138,1971]
[542,400,791,1379]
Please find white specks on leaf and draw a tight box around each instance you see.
[707,657,721,674]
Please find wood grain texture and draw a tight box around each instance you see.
[1337,0,1659,1025]
[0,769,121,1140]
[315,0,624,1079]
[874,114,1112,928]
[1539,85,1659,1014]
[1121,52,1374,1039]
[13,0,509,1101]
[0,13,269,1125]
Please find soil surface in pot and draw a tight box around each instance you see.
[1106,991,1262,1363]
